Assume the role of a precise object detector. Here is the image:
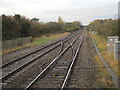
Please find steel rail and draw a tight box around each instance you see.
[68,40,75,57]
[24,34,81,90]
[61,34,84,90]
[1,35,73,82]
[58,40,64,54]
[1,34,74,68]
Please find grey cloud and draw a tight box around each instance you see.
[40,4,117,25]
[0,0,118,25]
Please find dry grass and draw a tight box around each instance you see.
[2,43,32,55]
[90,32,107,52]
[90,32,118,77]
[102,51,118,76]
[94,55,115,87]
[90,32,118,87]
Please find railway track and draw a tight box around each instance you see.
[23,32,84,90]
[1,31,81,83]
[2,31,116,89]
[1,34,72,68]
[61,33,84,90]
[66,33,97,88]
[1,38,72,82]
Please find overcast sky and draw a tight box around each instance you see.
[0,0,119,25]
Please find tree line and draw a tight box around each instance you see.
[2,14,82,41]
[87,19,119,38]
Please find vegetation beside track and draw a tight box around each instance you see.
[87,18,119,87]
[91,33,118,77]
[32,32,70,45]
[94,55,115,87]
[2,14,82,41]
[90,33,118,87]
[87,19,119,38]
[2,14,81,54]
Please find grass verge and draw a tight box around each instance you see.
[89,32,119,87]
[94,55,115,87]
[90,32,118,77]
[32,32,69,45]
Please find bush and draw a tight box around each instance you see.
[87,19,119,38]
[2,14,82,40]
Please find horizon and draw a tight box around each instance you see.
[0,0,119,25]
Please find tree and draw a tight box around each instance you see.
[29,21,45,37]
[31,18,39,22]
[19,17,31,37]
[2,14,83,40]
[58,16,65,24]
[72,21,82,30]
[13,14,21,21]
[2,15,21,40]
[87,19,118,38]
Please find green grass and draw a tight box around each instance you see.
[32,32,70,45]
[32,38,49,45]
